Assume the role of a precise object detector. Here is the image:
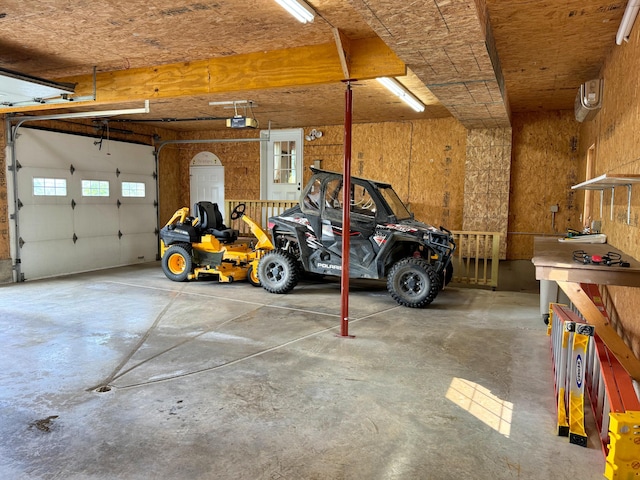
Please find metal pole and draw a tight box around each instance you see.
[339,82,353,337]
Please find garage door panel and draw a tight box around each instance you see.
[116,155,155,175]
[17,130,81,170]
[74,204,119,237]
[19,239,80,280]
[120,233,158,264]
[74,236,122,270]
[19,205,74,239]
[17,167,73,206]
[120,204,157,233]
[13,128,158,280]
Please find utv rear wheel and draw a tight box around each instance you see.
[258,250,299,294]
[387,257,440,308]
[162,245,192,282]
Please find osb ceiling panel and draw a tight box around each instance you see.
[346,0,510,128]
[0,0,375,78]
[486,0,626,112]
[0,0,629,129]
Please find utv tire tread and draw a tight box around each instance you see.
[258,250,299,294]
[387,257,440,308]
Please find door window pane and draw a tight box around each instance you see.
[273,140,296,184]
[122,182,146,198]
[33,177,67,196]
[82,180,110,197]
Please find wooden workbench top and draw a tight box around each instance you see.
[532,236,640,287]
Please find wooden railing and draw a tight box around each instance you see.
[450,231,501,288]
[225,199,500,288]
[225,200,298,234]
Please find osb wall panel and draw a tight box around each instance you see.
[463,127,512,258]
[157,144,185,225]
[508,111,580,260]
[297,119,467,230]
[577,27,640,261]
[408,119,467,229]
[576,27,640,363]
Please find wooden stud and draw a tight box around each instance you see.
[333,28,352,80]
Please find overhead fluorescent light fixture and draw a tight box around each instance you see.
[274,0,315,23]
[616,0,640,45]
[376,77,426,112]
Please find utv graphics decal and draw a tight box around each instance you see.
[379,224,418,233]
[281,216,312,229]
[373,234,388,246]
[330,225,360,236]
[318,263,342,271]
[305,232,322,249]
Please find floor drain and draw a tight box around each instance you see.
[94,385,112,393]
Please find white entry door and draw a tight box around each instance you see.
[189,165,225,215]
[260,128,303,200]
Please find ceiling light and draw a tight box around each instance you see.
[616,0,640,45]
[305,129,323,141]
[274,0,315,23]
[376,77,426,112]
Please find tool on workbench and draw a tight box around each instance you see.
[572,250,630,267]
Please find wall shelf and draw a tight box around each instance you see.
[572,173,640,224]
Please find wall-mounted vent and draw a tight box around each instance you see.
[575,79,603,122]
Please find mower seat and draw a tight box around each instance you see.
[193,201,238,243]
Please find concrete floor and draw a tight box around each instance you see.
[0,263,605,479]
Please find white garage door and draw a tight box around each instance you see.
[11,128,157,280]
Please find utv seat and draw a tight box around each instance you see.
[194,201,238,243]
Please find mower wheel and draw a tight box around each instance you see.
[247,264,261,287]
[162,245,192,282]
[387,257,440,308]
[258,250,299,294]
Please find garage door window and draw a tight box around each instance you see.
[33,177,67,196]
[122,182,145,198]
[82,180,110,197]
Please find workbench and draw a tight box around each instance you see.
[532,236,640,380]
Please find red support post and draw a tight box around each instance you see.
[339,82,354,338]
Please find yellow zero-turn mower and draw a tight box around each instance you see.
[159,202,273,285]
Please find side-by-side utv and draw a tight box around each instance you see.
[159,202,273,285]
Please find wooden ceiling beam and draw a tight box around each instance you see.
[0,38,405,114]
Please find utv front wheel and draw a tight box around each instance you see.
[387,257,440,308]
[258,250,299,294]
[162,245,192,282]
